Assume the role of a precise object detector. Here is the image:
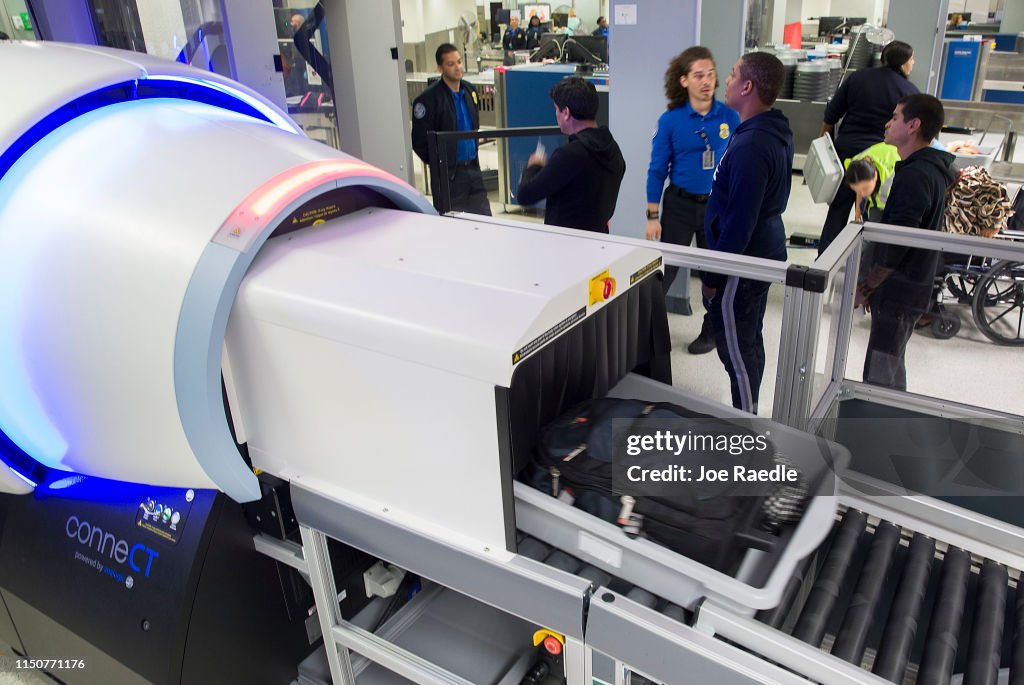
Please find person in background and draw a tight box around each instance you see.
[411,44,492,216]
[291,3,333,96]
[701,52,793,414]
[502,15,527,65]
[856,95,956,391]
[566,8,580,35]
[526,15,544,50]
[817,40,918,254]
[645,46,740,355]
[516,77,625,233]
[843,142,900,223]
[592,17,609,37]
[283,13,309,98]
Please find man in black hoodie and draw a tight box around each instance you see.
[701,52,793,414]
[856,94,956,391]
[516,77,626,233]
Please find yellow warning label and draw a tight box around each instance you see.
[296,203,341,225]
[512,307,586,365]
[630,256,663,285]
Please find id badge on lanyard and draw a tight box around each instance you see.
[698,129,714,170]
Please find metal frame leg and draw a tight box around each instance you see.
[300,524,357,685]
[563,635,591,685]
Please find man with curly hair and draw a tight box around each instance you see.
[645,47,739,355]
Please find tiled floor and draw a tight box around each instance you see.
[0,646,55,685]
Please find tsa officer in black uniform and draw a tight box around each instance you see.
[502,15,527,65]
[411,43,492,215]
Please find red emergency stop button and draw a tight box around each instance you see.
[543,635,563,655]
[588,270,616,305]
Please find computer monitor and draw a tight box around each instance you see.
[817,16,867,36]
[530,33,566,62]
[566,35,607,65]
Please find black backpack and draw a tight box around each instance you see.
[533,398,804,572]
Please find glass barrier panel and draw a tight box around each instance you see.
[665,265,784,418]
[844,237,1024,416]
[274,3,338,148]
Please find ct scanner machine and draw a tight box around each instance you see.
[0,41,1023,685]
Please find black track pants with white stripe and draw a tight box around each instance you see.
[705,276,771,414]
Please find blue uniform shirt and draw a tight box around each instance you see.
[646,99,740,202]
[451,87,476,162]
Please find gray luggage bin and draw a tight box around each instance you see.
[514,373,848,616]
[805,134,844,204]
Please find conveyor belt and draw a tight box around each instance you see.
[755,507,1023,685]
[517,498,1024,685]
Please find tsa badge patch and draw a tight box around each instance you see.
[719,123,730,139]
[413,103,426,119]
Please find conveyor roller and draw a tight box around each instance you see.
[831,520,901,665]
[964,560,1008,685]
[917,547,971,685]
[793,508,868,646]
[1011,580,1024,685]
[871,533,935,683]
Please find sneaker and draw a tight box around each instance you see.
[687,330,716,355]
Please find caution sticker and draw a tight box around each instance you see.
[629,256,663,285]
[512,307,586,365]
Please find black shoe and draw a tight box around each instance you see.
[687,330,716,355]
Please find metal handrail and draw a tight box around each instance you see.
[426,126,561,214]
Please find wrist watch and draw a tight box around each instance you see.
[646,209,659,220]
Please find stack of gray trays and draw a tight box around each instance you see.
[826,57,843,98]
[793,61,831,102]
[845,26,874,71]
[778,52,799,99]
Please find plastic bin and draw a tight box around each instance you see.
[804,134,843,204]
[951,146,997,172]
[514,373,848,616]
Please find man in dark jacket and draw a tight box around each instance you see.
[818,41,918,254]
[856,94,956,391]
[701,52,793,414]
[516,77,625,233]
[411,43,491,215]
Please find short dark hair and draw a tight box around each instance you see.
[844,158,878,187]
[550,77,599,120]
[435,43,458,66]
[899,93,944,142]
[738,52,785,106]
[881,41,914,72]
[664,46,715,110]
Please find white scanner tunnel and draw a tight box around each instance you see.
[0,43,671,551]
[0,42,434,500]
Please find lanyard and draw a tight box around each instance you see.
[696,128,711,150]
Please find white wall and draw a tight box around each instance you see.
[136,0,188,60]
[609,0,701,237]
[422,0,476,34]
[325,0,414,182]
[401,0,425,42]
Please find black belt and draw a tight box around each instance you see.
[672,185,709,203]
